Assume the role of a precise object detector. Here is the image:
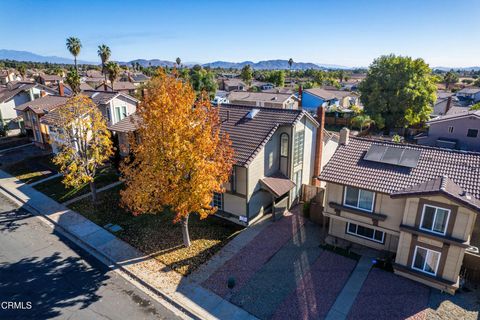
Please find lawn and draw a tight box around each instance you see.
[33,166,119,203]
[69,185,243,275]
[3,154,58,184]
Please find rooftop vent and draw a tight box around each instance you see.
[246,108,260,119]
[363,145,421,168]
[91,92,99,98]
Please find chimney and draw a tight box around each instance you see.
[58,82,64,97]
[445,96,452,114]
[40,90,47,97]
[298,85,303,108]
[339,127,350,145]
[312,106,325,186]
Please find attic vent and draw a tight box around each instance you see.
[246,108,260,119]
[271,97,277,101]
[91,92,99,98]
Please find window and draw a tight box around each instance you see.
[293,130,304,166]
[467,129,478,138]
[212,193,223,210]
[293,169,302,199]
[114,106,128,123]
[346,222,384,243]
[280,133,289,157]
[447,126,454,133]
[412,246,441,276]
[344,186,375,212]
[420,205,450,235]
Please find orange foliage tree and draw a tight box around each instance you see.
[120,71,234,247]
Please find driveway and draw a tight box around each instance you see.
[0,193,183,320]
[0,144,49,167]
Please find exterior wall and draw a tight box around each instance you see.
[418,118,480,151]
[0,92,30,126]
[321,138,338,172]
[301,91,324,111]
[106,96,137,126]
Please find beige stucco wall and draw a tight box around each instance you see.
[223,193,247,217]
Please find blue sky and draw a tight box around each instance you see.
[1,0,479,67]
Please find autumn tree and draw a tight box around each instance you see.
[120,71,234,247]
[52,95,113,202]
[359,54,436,130]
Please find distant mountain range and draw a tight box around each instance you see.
[2,49,479,71]
[0,49,95,65]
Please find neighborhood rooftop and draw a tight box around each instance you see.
[319,136,480,200]
[227,91,295,103]
[15,95,68,114]
[304,87,358,100]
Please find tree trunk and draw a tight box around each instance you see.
[74,57,77,71]
[89,181,97,203]
[181,215,191,247]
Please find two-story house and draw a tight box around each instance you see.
[0,81,57,134]
[39,90,138,153]
[416,110,480,151]
[319,129,480,293]
[227,91,299,109]
[301,87,359,112]
[110,104,327,226]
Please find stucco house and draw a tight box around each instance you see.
[109,104,338,226]
[0,81,57,134]
[320,130,480,293]
[95,81,137,96]
[227,91,299,109]
[416,110,480,151]
[219,78,247,92]
[39,90,138,153]
[301,87,359,112]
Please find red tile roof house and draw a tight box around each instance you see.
[109,104,339,226]
[319,128,480,293]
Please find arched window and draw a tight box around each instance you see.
[280,133,289,157]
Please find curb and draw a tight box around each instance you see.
[0,184,205,320]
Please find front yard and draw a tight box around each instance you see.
[68,185,243,275]
[33,166,119,203]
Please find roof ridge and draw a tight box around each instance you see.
[351,136,480,156]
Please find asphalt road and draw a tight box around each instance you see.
[0,192,183,320]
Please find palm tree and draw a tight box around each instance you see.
[351,114,375,131]
[97,44,111,88]
[288,58,294,88]
[176,57,181,68]
[66,37,82,70]
[66,68,81,95]
[105,61,120,91]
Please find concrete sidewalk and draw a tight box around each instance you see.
[0,170,257,320]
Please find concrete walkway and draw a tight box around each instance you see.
[62,181,123,205]
[325,255,374,320]
[0,170,257,320]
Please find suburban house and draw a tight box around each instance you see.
[110,104,331,226]
[416,110,480,151]
[219,78,247,91]
[319,131,480,293]
[456,87,480,104]
[128,73,150,86]
[227,91,299,109]
[40,90,138,153]
[0,81,57,133]
[0,70,22,84]
[15,95,68,147]
[301,87,359,111]
[96,81,137,96]
[38,74,63,86]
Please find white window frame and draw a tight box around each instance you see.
[411,245,441,276]
[419,204,450,235]
[343,186,375,212]
[346,222,385,243]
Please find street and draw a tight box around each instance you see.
[0,192,183,320]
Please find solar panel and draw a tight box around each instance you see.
[364,145,421,168]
